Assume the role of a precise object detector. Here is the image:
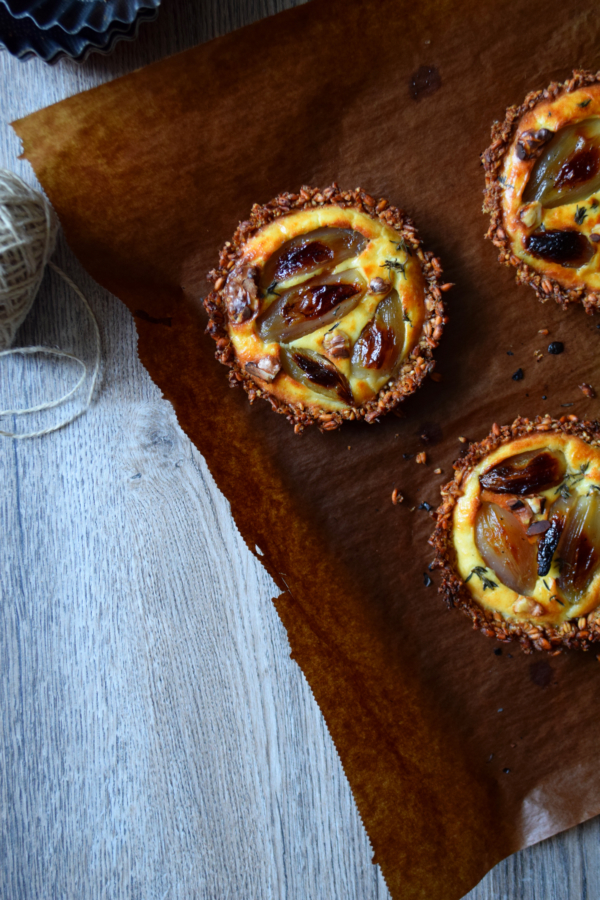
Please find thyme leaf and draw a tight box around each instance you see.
[575,205,588,225]
[265,279,281,297]
[403,308,412,324]
[550,594,564,606]
[579,98,592,108]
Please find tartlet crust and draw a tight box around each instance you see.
[204,184,449,433]
[430,415,600,654]
[482,69,600,313]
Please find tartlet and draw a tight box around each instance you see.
[483,69,600,313]
[204,184,449,432]
[431,416,600,653]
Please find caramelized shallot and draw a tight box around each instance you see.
[475,502,538,595]
[279,346,353,405]
[523,118,600,209]
[260,227,368,289]
[258,270,366,344]
[555,492,600,602]
[351,290,405,395]
[479,450,566,496]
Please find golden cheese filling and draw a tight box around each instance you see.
[453,434,600,626]
[500,84,600,289]
[223,206,426,411]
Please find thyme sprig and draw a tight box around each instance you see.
[554,462,590,500]
[389,237,413,256]
[575,205,588,225]
[381,259,407,280]
[465,565,498,591]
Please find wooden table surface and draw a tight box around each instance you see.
[1,2,599,898]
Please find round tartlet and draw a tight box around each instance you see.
[431,416,600,653]
[204,184,449,432]
[483,69,600,313]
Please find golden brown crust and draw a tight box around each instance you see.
[204,184,449,433]
[430,415,600,654]
[482,69,600,314]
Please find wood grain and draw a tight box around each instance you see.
[0,1,598,897]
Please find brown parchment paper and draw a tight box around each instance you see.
[13,0,600,896]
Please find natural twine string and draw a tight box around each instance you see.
[0,170,101,440]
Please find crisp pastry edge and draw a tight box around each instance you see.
[204,183,449,433]
[482,68,600,313]
[429,415,600,654]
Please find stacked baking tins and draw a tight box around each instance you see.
[0,0,160,61]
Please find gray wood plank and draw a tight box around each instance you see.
[0,2,598,898]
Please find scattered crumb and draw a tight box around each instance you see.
[415,451,427,464]
[434,467,442,475]
[391,488,403,505]
[533,349,543,362]
[458,436,467,443]
[538,328,549,335]
[580,383,596,398]
[348,446,351,449]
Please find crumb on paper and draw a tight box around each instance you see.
[580,383,596,398]
[391,488,404,505]
[415,451,427,464]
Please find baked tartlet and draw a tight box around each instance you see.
[483,70,600,313]
[204,185,449,432]
[431,416,600,653]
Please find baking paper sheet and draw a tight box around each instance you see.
[13,0,600,896]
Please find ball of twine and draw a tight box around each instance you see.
[0,168,101,439]
[0,169,58,350]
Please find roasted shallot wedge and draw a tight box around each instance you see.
[260,227,368,290]
[554,491,600,603]
[279,346,353,406]
[479,449,566,496]
[350,289,405,395]
[523,118,600,210]
[258,269,366,344]
[475,502,538,596]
